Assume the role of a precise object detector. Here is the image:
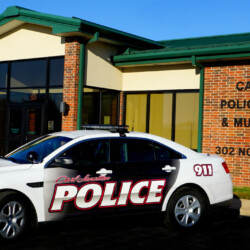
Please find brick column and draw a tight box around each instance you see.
[62,37,81,131]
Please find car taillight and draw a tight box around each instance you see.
[222,162,230,173]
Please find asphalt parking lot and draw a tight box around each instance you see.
[2,196,250,250]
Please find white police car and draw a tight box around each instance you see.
[0,126,233,240]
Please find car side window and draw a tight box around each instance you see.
[110,139,126,163]
[127,139,155,162]
[110,138,155,163]
[61,139,109,167]
[154,142,182,160]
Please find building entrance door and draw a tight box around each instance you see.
[7,103,45,153]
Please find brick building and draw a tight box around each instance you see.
[0,6,249,186]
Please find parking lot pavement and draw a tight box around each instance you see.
[2,197,250,250]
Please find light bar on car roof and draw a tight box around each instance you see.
[81,125,129,136]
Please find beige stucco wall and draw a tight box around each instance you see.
[0,23,65,61]
[86,47,199,91]
[122,65,200,91]
[86,42,123,90]
[0,23,200,91]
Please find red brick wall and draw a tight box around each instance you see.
[203,64,250,186]
[62,37,81,131]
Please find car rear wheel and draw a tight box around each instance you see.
[165,187,208,230]
[0,193,29,240]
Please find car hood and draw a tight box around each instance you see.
[0,158,32,171]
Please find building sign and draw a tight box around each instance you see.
[215,82,250,157]
[203,65,250,186]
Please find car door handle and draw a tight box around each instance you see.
[162,165,176,173]
[96,168,113,176]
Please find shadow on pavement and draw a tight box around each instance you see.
[2,197,249,250]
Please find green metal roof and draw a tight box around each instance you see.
[2,6,250,65]
[159,33,250,50]
[113,32,250,66]
[0,6,164,50]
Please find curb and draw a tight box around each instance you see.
[240,199,250,216]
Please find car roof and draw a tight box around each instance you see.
[50,130,113,139]
[49,130,198,158]
[51,130,151,139]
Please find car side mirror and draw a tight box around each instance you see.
[54,156,73,165]
[26,151,38,163]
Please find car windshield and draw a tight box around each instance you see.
[6,135,72,164]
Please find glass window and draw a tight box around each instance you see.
[0,90,7,155]
[62,139,109,167]
[127,139,155,162]
[0,57,65,155]
[9,107,22,135]
[111,139,155,163]
[27,106,42,136]
[149,93,172,139]
[126,94,147,132]
[10,59,47,88]
[125,91,199,150]
[175,93,199,150]
[10,88,46,104]
[0,63,8,89]
[49,58,64,86]
[7,136,72,163]
[110,139,127,163]
[82,88,100,124]
[82,88,118,125]
[154,142,182,160]
[48,88,63,133]
[101,91,118,125]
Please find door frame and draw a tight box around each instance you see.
[6,102,45,153]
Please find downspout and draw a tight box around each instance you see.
[192,56,204,152]
[198,67,204,153]
[77,43,85,130]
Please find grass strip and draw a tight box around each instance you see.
[233,186,250,200]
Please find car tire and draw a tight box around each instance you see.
[165,187,208,231]
[0,192,30,240]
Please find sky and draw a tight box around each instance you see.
[1,0,250,41]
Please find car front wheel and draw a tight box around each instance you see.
[0,193,29,240]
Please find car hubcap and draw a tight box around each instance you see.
[174,195,201,227]
[0,201,24,239]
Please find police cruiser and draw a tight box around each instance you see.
[0,126,233,240]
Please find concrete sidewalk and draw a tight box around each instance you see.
[240,199,250,216]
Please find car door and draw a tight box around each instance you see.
[44,138,114,221]
[109,138,181,215]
